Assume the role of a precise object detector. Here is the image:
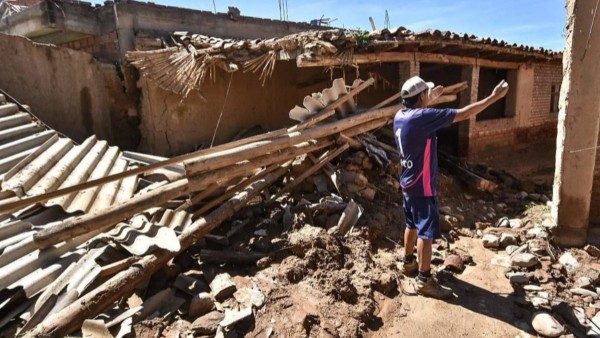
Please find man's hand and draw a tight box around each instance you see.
[454,80,510,123]
[429,85,444,101]
[491,80,509,100]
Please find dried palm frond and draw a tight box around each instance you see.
[335,47,355,67]
[128,47,206,98]
[242,51,277,85]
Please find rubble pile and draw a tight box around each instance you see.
[0,78,449,337]
[1,78,590,338]
[475,192,600,337]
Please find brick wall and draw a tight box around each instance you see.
[531,63,562,125]
[59,31,119,61]
[467,62,561,160]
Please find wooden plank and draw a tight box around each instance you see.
[198,250,266,264]
[297,52,522,69]
[438,155,498,193]
[266,143,349,204]
[288,77,375,132]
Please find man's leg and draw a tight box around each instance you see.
[404,228,418,257]
[413,197,452,299]
[417,238,432,274]
[401,195,418,275]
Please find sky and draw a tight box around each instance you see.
[90,0,566,51]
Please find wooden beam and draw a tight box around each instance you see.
[297,52,522,69]
[266,143,349,204]
[438,155,498,193]
[396,40,560,61]
[185,104,402,176]
[32,179,191,249]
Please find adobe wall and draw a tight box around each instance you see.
[137,61,335,156]
[0,33,138,148]
[467,63,561,160]
[58,31,119,62]
[590,128,600,224]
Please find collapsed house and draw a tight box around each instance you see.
[0,0,562,161]
[1,0,600,336]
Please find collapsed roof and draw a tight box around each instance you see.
[127,27,562,97]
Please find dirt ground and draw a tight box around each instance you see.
[246,236,533,338]
[143,145,563,338]
[372,237,530,338]
[5,141,584,338]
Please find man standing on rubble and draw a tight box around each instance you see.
[395,75,509,299]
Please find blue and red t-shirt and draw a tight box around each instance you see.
[393,107,457,197]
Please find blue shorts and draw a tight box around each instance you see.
[402,195,441,240]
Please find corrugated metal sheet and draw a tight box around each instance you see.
[289,78,362,122]
[0,95,56,178]
[0,91,163,332]
[0,94,138,214]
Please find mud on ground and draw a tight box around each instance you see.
[115,146,572,338]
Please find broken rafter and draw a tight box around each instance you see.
[266,143,350,204]
[30,103,401,250]
[184,104,402,177]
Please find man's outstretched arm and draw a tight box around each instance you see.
[453,80,509,123]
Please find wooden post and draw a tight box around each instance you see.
[32,179,190,249]
[185,104,401,176]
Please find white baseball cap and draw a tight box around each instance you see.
[401,76,434,99]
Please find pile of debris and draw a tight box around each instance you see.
[475,195,600,337]
[0,76,474,337]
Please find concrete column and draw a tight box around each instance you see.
[515,65,534,127]
[552,0,600,246]
[460,65,479,158]
[398,59,420,87]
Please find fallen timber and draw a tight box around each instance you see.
[13,78,469,336]
[32,104,401,250]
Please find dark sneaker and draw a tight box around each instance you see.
[416,277,453,299]
[400,259,418,275]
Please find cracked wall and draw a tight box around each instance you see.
[135,61,382,156]
[0,33,139,148]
